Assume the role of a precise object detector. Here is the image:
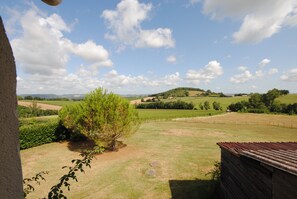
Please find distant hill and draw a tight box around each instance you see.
[149,87,227,98]
[19,94,85,100]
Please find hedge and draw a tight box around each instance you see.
[19,119,69,150]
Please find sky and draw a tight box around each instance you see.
[1,0,297,95]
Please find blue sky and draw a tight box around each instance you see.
[1,0,297,95]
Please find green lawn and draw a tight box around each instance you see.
[21,113,297,199]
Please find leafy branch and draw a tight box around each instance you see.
[23,171,48,198]
[46,151,95,199]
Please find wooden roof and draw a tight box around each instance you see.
[217,142,297,176]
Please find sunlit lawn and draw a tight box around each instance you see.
[21,113,297,199]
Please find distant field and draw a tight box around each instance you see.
[161,96,249,110]
[21,113,297,199]
[138,109,224,121]
[22,100,79,107]
[277,94,297,104]
[21,94,296,112]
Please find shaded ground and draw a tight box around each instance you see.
[18,101,62,110]
[21,113,297,199]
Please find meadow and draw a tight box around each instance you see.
[21,113,297,199]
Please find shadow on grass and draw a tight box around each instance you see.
[169,179,219,199]
[66,139,96,153]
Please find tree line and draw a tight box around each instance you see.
[228,88,296,114]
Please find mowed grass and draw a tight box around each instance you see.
[21,113,297,199]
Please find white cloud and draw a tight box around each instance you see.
[238,66,247,71]
[136,28,175,48]
[230,70,254,83]
[259,58,271,67]
[166,55,177,64]
[281,68,297,82]
[11,7,112,76]
[268,68,279,75]
[70,40,113,68]
[200,0,297,43]
[102,0,175,49]
[255,70,264,78]
[103,70,181,89]
[186,60,223,85]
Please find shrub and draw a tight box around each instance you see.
[212,101,222,111]
[203,101,211,110]
[17,105,58,118]
[59,88,140,151]
[136,100,194,109]
[19,119,69,150]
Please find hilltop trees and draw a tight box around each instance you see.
[59,88,140,151]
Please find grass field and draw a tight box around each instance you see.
[22,94,297,111]
[277,94,297,104]
[138,109,224,121]
[21,113,297,199]
[162,96,248,110]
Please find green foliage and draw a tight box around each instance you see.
[136,100,194,109]
[59,88,140,150]
[228,89,296,114]
[203,101,211,110]
[206,161,221,181]
[19,119,69,149]
[199,103,204,110]
[212,101,222,110]
[150,87,205,98]
[17,105,58,118]
[228,101,249,112]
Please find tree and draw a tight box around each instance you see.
[212,101,222,110]
[199,103,204,110]
[248,93,264,109]
[204,101,211,110]
[59,88,140,151]
[262,88,281,108]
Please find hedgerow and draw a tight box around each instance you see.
[19,119,69,150]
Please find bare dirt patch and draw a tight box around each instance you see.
[18,101,62,110]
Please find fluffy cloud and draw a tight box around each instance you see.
[230,59,279,83]
[259,58,271,67]
[281,68,297,82]
[102,0,175,49]
[166,55,177,64]
[199,0,297,43]
[268,68,279,75]
[11,7,112,76]
[186,60,223,85]
[230,70,254,83]
[238,66,247,71]
[103,70,181,89]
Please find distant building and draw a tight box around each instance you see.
[217,142,297,199]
